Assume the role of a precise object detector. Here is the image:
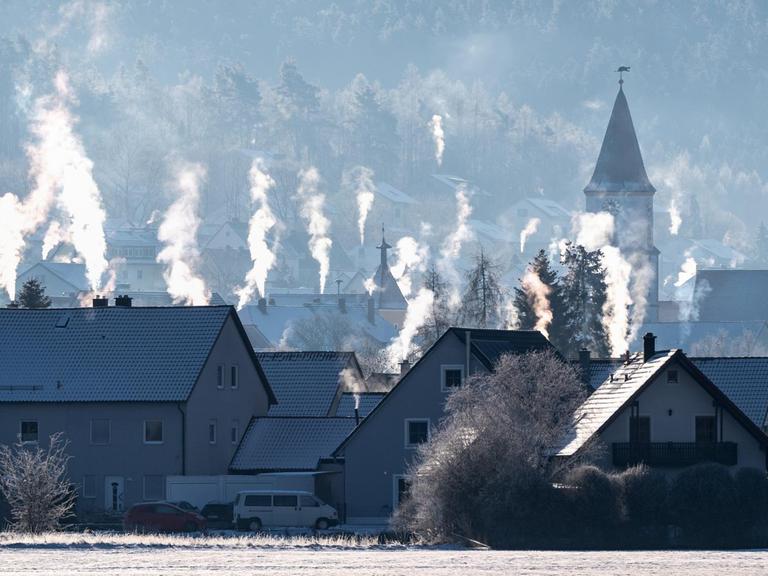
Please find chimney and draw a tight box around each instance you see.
[257,297,267,314]
[643,332,657,362]
[6,302,19,309]
[354,406,360,426]
[579,349,591,384]
[400,359,410,376]
[114,295,132,308]
[92,296,109,308]
[338,297,347,314]
[367,296,375,325]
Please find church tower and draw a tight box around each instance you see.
[584,79,659,322]
[373,229,407,327]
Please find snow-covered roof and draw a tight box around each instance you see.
[336,393,384,418]
[18,262,89,292]
[376,182,418,205]
[470,219,511,243]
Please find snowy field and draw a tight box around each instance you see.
[0,534,767,575]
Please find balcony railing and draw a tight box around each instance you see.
[612,442,738,467]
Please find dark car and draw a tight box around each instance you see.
[123,502,206,533]
[169,500,198,512]
[200,502,234,530]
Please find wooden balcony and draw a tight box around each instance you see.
[612,442,738,467]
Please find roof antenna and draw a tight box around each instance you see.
[616,66,630,86]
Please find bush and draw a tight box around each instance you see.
[562,465,623,546]
[734,467,768,545]
[616,465,669,546]
[669,463,738,546]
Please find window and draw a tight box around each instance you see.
[629,416,651,444]
[696,416,717,443]
[230,365,239,389]
[144,420,164,444]
[441,365,464,391]
[209,420,217,444]
[155,504,180,514]
[394,476,412,508]
[300,495,319,507]
[667,370,679,384]
[405,419,430,448]
[231,420,239,445]
[136,269,143,280]
[82,475,97,499]
[217,365,225,389]
[143,475,164,500]
[90,419,111,445]
[243,494,271,507]
[20,421,38,443]
[273,495,297,507]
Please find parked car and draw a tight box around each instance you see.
[233,490,338,531]
[169,500,198,512]
[200,501,234,530]
[123,502,207,533]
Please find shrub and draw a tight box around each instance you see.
[563,465,623,546]
[669,463,738,546]
[734,467,768,545]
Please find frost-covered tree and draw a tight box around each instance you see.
[755,222,768,267]
[418,264,452,349]
[397,350,590,546]
[460,248,502,328]
[16,278,51,309]
[560,243,609,358]
[0,433,75,533]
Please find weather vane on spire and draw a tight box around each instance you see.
[616,66,630,85]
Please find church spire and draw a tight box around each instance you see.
[377,226,391,270]
[584,81,655,195]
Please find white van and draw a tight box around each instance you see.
[233,490,339,530]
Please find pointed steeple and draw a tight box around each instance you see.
[585,84,655,195]
[373,226,407,311]
[377,226,392,271]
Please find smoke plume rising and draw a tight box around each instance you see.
[354,166,375,245]
[437,187,473,310]
[521,267,553,339]
[0,195,25,299]
[386,287,434,368]
[235,158,279,310]
[600,246,633,356]
[519,217,541,253]
[296,167,332,293]
[156,163,210,306]
[390,236,430,298]
[669,199,682,236]
[429,114,445,166]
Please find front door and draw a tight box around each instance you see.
[104,476,124,514]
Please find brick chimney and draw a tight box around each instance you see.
[400,359,410,376]
[579,349,591,384]
[92,296,109,308]
[257,297,267,314]
[643,332,656,362]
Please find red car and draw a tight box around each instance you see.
[123,502,207,533]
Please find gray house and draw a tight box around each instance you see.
[0,303,276,516]
[334,328,552,525]
[560,334,768,471]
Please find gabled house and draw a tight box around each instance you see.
[334,328,552,524]
[15,262,89,306]
[559,334,768,471]
[0,303,276,516]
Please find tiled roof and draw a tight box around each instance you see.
[557,351,676,457]
[230,417,356,472]
[336,393,384,418]
[256,351,360,417]
[695,270,768,322]
[0,306,234,402]
[584,359,623,390]
[452,328,553,369]
[629,321,768,352]
[693,357,768,428]
[376,182,418,205]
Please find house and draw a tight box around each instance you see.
[0,302,276,517]
[365,181,420,235]
[691,269,768,322]
[506,197,572,256]
[228,351,383,515]
[559,334,768,471]
[334,328,552,524]
[15,262,89,306]
[105,227,166,292]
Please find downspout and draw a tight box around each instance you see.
[176,403,187,475]
[465,330,471,379]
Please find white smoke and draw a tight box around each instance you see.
[601,245,633,356]
[437,187,473,310]
[354,167,375,245]
[501,297,520,330]
[573,211,615,251]
[627,252,655,344]
[390,236,430,298]
[675,254,697,288]
[0,195,26,299]
[26,70,108,291]
[521,268,553,339]
[156,163,210,306]
[429,114,445,166]
[41,221,69,260]
[669,198,682,236]
[519,217,541,253]
[296,167,332,293]
[235,158,279,310]
[363,276,376,296]
[386,287,434,368]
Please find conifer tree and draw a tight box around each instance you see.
[461,248,502,329]
[418,264,452,349]
[560,243,609,357]
[17,278,51,309]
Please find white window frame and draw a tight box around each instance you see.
[231,419,239,445]
[209,419,217,445]
[143,420,164,445]
[90,419,111,445]
[404,418,430,449]
[230,365,239,389]
[19,420,39,444]
[216,365,225,389]
[440,364,465,392]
